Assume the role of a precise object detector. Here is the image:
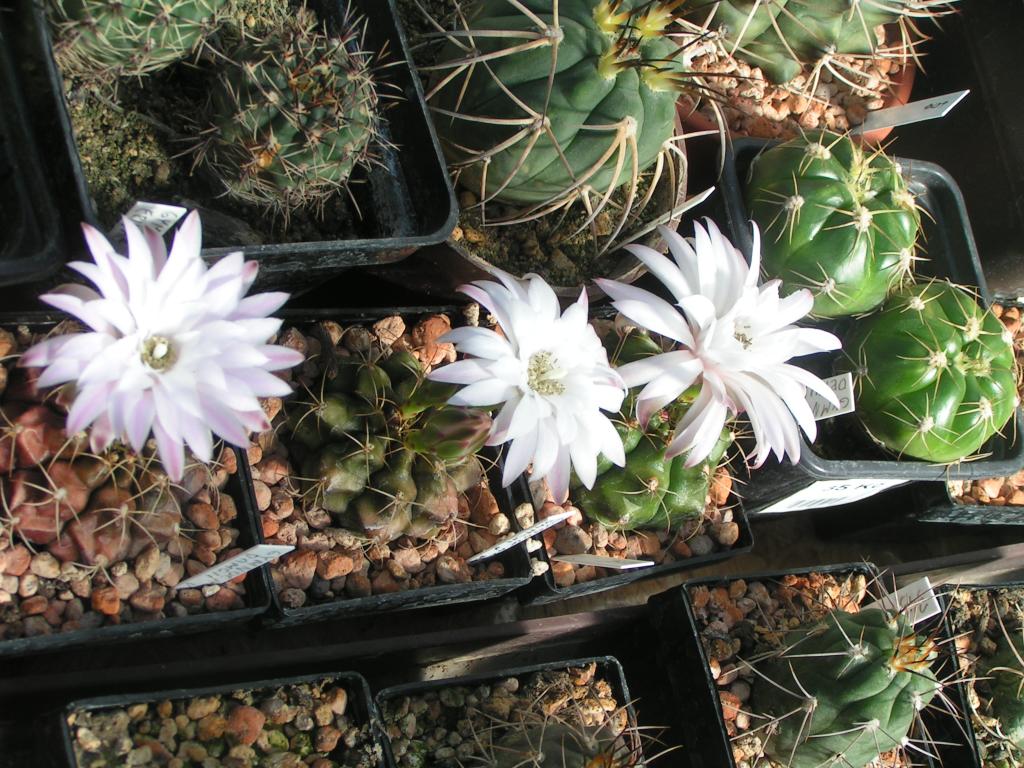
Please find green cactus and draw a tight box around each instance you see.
[490,721,630,768]
[745,131,920,318]
[288,350,491,543]
[198,6,380,217]
[573,330,732,532]
[421,0,694,247]
[982,630,1024,749]
[751,607,940,768]
[47,0,227,80]
[836,280,1018,463]
[690,0,950,85]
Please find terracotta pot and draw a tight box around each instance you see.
[679,58,916,146]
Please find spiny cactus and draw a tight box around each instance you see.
[197,5,381,217]
[48,0,228,80]
[745,131,921,318]
[690,0,954,87]
[572,330,731,532]
[982,628,1024,750]
[837,280,1018,463]
[287,350,492,543]
[488,716,641,768]
[750,607,940,768]
[419,0,698,251]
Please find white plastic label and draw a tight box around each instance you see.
[863,576,941,626]
[758,478,906,514]
[123,201,188,235]
[176,544,294,589]
[551,554,654,570]
[807,373,855,421]
[852,90,969,133]
[467,509,573,564]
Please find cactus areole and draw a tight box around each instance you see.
[838,281,1018,463]
[746,132,920,318]
[752,608,939,768]
[429,0,685,208]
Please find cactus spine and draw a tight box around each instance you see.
[198,6,380,217]
[288,350,492,543]
[838,280,1018,463]
[745,131,920,318]
[421,0,694,250]
[48,0,228,80]
[983,629,1024,750]
[751,607,940,768]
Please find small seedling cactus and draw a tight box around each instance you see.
[572,330,731,532]
[745,131,921,318]
[837,280,1018,463]
[981,622,1024,753]
[690,0,954,87]
[750,607,940,768]
[418,0,700,250]
[47,0,228,80]
[197,5,381,217]
[286,349,492,543]
[486,714,642,767]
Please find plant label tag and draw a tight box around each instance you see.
[852,90,970,133]
[806,373,855,421]
[758,478,906,514]
[467,510,574,563]
[864,577,941,626]
[551,554,654,570]
[176,544,294,590]
[120,201,189,235]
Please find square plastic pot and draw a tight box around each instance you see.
[647,563,967,768]
[719,137,1024,515]
[14,0,457,291]
[52,670,381,768]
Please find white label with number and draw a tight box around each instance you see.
[123,201,188,235]
[551,554,654,570]
[807,373,855,421]
[758,478,906,514]
[852,90,969,133]
[864,577,941,626]
[467,510,573,564]
[176,544,293,590]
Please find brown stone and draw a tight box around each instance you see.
[186,502,219,531]
[371,570,402,594]
[91,586,121,616]
[2,544,31,576]
[206,586,242,612]
[130,584,167,613]
[226,705,265,746]
[279,550,317,590]
[554,525,592,555]
[252,480,273,512]
[551,561,575,587]
[344,573,372,598]
[315,551,354,580]
[256,456,290,487]
[20,594,48,615]
[435,554,471,584]
[314,726,342,753]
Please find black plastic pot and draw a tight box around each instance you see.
[0,8,61,287]
[513,477,754,605]
[15,0,457,291]
[375,656,639,768]
[0,314,273,657]
[720,137,1024,515]
[912,482,1024,526]
[648,564,965,768]
[263,307,532,625]
[53,670,381,768]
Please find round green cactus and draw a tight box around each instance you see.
[837,280,1018,463]
[424,0,691,241]
[983,631,1024,749]
[690,0,947,85]
[48,0,227,79]
[751,608,940,768]
[745,132,920,318]
[199,6,379,216]
[288,349,491,543]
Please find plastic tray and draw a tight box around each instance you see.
[375,656,639,768]
[648,563,964,768]
[20,0,457,291]
[720,138,1024,513]
[0,314,273,657]
[0,8,61,286]
[54,670,380,768]
[264,307,533,625]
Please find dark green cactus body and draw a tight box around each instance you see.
[982,632,1024,748]
[201,7,379,215]
[492,722,617,768]
[287,353,492,542]
[48,0,227,79]
[752,608,939,768]
[430,0,683,206]
[837,281,1018,463]
[746,132,919,318]
[694,0,908,84]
